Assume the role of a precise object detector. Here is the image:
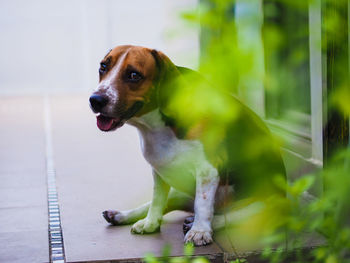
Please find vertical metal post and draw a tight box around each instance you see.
[309,0,324,163]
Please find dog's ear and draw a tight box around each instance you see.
[150,49,183,113]
[150,49,191,138]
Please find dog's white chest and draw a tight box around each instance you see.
[128,110,209,194]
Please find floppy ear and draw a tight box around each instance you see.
[150,49,183,113]
[150,49,191,137]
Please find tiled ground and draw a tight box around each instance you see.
[0,95,323,263]
[50,95,223,262]
[0,95,224,263]
[0,97,48,263]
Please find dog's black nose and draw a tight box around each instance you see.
[89,94,109,112]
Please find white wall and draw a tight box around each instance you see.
[0,0,198,95]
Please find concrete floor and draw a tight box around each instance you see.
[0,94,323,263]
[0,97,48,263]
[0,95,224,263]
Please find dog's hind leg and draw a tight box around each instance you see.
[103,202,151,225]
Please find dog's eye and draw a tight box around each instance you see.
[99,63,107,74]
[128,72,142,82]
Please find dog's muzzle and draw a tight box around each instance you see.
[89,94,144,132]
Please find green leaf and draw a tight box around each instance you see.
[170,257,186,263]
[191,257,210,263]
[162,243,172,258]
[326,254,338,263]
[290,175,315,196]
[230,259,247,263]
[144,253,159,263]
[184,243,194,257]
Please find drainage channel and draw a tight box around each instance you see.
[44,96,66,263]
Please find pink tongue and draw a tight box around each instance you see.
[97,115,115,131]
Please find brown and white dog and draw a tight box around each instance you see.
[89,45,285,246]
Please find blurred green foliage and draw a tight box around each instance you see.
[261,148,350,263]
[144,243,248,263]
[146,0,349,262]
[144,243,211,263]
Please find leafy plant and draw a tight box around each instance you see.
[144,243,210,263]
[147,0,350,262]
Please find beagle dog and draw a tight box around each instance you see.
[89,45,285,246]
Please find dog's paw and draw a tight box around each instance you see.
[184,228,213,246]
[102,210,125,225]
[131,218,160,234]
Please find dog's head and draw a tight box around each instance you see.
[89,45,180,132]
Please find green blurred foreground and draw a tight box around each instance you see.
[147,0,349,262]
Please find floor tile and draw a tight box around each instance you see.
[0,96,48,263]
[50,95,223,262]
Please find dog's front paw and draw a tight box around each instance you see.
[102,210,125,225]
[131,218,160,234]
[184,228,213,246]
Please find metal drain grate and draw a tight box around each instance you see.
[44,96,66,263]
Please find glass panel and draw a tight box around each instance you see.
[263,1,311,137]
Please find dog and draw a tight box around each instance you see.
[89,45,286,246]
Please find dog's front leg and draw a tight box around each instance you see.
[131,170,170,234]
[184,166,219,246]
